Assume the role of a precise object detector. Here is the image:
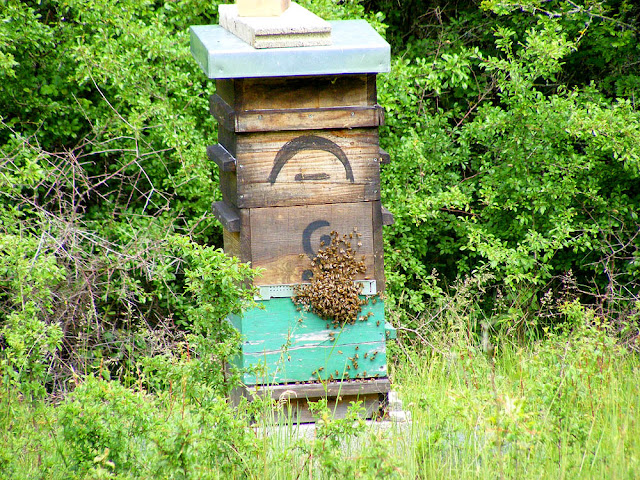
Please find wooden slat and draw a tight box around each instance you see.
[215,79,237,110]
[223,229,242,260]
[207,144,236,172]
[381,205,395,225]
[217,125,237,156]
[210,94,384,133]
[236,105,384,133]
[379,147,391,164]
[212,200,240,232]
[219,170,238,208]
[240,208,252,267]
[236,74,374,111]
[228,129,381,208]
[248,202,378,285]
[233,377,390,423]
[372,201,386,291]
[366,73,377,105]
[209,94,236,132]
[255,378,391,399]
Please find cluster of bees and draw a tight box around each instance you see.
[293,230,367,327]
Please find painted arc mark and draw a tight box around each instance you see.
[302,219,333,281]
[294,173,330,182]
[302,220,331,259]
[268,135,354,184]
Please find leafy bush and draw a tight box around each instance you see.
[58,375,154,475]
[376,1,640,334]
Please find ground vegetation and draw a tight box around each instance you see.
[1,0,639,477]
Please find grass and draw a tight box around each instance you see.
[392,333,640,479]
[1,316,639,479]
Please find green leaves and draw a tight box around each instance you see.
[377,1,640,326]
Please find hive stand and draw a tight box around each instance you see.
[191,17,395,423]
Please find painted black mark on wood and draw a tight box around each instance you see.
[268,135,354,184]
[294,173,331,182]
[302,220,331,259]
[302,219,332,280]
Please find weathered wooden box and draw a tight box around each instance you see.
[229,297,390,385]
[191,20,393,417]
[210,73,391,288]
[217,201,386,286]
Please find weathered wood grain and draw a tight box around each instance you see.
[210,94,384,132]
[232,379,389,423]
[212,201,241,232]
[247,202,377,285]
[223,229,242,260]
[372,200,386,291]
[222,129,381,208]
[258,377,391,399]
[207,144,236,172]
[228,297,388,385]
[219,170,238,207]
[217,74,376,112]
[217,125,237,156]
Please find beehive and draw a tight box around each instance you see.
[191,18,395,419]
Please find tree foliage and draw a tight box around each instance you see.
[1,0,639,396]
[371,0,640,336]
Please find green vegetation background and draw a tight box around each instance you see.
[1,0,639,478]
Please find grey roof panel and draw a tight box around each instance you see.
[190,20,390,79]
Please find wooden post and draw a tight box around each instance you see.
[237,0,291,17]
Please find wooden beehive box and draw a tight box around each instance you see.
[210,74,392,288]
[190,19,394,417]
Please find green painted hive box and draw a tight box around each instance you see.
[228,297,393,385]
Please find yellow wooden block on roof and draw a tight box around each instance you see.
[237,0,291,17]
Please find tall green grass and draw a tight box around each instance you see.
[1,308,639,479]
[393,328,640,479]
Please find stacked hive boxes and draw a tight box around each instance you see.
[191,20,394,418]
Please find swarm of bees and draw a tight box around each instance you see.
[293,229,367,327]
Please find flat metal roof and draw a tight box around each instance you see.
[190,20,390,79]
